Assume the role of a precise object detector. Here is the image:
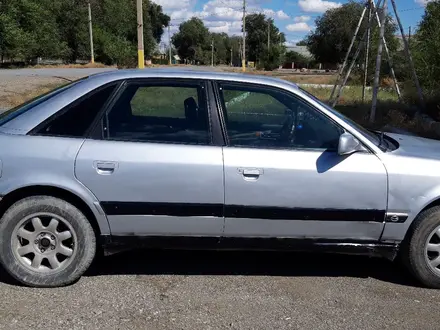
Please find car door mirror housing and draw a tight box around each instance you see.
[338,132,365,156]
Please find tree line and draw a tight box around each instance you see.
[1,0,439,93]
[170,1,400,73]
[0,0,170,66]
[172,15,286,70]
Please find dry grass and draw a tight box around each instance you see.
[32,62,113,69]
[226,68,343,85]
[0,83,65,108]
[281,75,336,85]
[302,86,397,104]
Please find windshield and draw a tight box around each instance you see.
[298,87,381,146]
[0,78,84,126]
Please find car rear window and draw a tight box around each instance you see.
[0,78,85,127]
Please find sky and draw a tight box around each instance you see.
[153,0,431,47]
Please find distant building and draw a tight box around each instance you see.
[395,34,410,51]
[285,45,313,59]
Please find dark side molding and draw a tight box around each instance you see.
[100,201,386,222]
[100,235,400,261]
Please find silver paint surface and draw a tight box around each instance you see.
[1,69,440,242]
[75,140,224,235]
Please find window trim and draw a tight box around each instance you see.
[207,81,227,146]
[1,78,87,128]
[94,78,215,146]
[28,80,122,138]
[213,80,369,153]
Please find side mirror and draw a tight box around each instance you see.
[338,132,364,156]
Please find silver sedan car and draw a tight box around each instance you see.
[0,69,440,288]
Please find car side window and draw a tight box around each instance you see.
[34,83,117,137]
[218,83,342,150]
[105,81,210,145]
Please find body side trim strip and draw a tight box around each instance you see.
[100,201,385,222]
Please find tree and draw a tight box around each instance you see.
[306,1,398,66]
[0,0,170,65]
[245,14,285,69]
[412,1,440,90]
[285,51,311,68]
[172,18,211,64]
[54,0,89,63]
[149,2,171,43]
[211,32,231,64]
[0,0,67,62]
[85,0,169,63]
[296,40,307,46]
[0,4,28,61]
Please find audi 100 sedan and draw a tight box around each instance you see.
[1,69,440,288]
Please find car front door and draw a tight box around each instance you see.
[215,81,388,241]
[75,79,225,237]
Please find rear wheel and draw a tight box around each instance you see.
[0,196,96,287]
[402,206,440,289]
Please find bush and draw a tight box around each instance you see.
[259,47,282,71]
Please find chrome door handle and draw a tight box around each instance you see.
[238,168,263,180]
[93,161,118,175]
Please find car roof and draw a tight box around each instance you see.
[84,68,300,90]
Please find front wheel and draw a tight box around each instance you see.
[402,206,440,289]
[0,196,96,287]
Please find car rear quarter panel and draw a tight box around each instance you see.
[380,153,440,242]
[0,134,111,235]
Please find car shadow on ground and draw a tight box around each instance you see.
[0,249,421,288]
[85,249,420,288]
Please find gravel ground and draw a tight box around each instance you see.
[0,250,439,330]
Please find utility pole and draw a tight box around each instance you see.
[136,0,144,69]
[408,26,411,47]
[362,0,372,103]
[267,19,270,50]
[211,39,214,67]
[370,0,387,123]
[230,47,233,66]
[168,25,172,65]
[242,0,246,72]
[87,1,94,64]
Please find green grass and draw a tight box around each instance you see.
[130,86,198,117]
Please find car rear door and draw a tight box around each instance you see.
[215,81,388,241]
[75,78,225,237]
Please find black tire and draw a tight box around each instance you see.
[401,206,440,289]
[0,196,96,287]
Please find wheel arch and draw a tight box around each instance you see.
[0,185,109,238]
[401,197,440,243]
